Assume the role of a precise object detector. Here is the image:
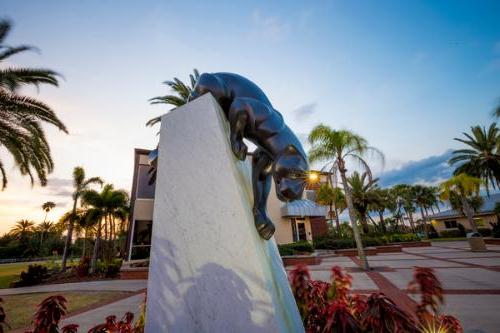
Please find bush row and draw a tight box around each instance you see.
[278,241,314,256]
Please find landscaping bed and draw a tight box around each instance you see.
[3,291,132,331]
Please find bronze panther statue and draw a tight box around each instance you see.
[188,72,309,240]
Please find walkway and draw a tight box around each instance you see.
[0,279,147,296]
[60,292,146,332]
[298,241,500,333]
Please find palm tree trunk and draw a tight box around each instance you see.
[461,197,478,233]
[360,214,370,234]
[61,197,77,272]
[334,207,341,234]
[83,228,87,258]
[367,214,379,230]
[378,211,386,232]
[408,210,416,233]
[339,164,369,270]
[90,220,102,274]
[420,206,430,239]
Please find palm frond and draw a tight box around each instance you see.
[0,20,11,44]
[0,68,60,91]
[0,45,36,61]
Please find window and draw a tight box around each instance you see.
[136,164,155,199]
[444,220,458,229]
[131,220,152,260]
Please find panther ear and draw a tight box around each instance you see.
[192,73,229,101]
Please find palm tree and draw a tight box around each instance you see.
[9,219,35,240]
[81,184,129,272]
[0,19,67,189]
[146,69,201,184]
[413,185,436,239]
[369,188,395,233]
[348,171,380,234]
[449,123,500,194]
[42,201,56,223]
[316,183,346,233]
[147,69,200,127]
[392,184,417,232]
[492,99,500,118]
[308,125,384,270]
[59,208,91,257]
[61,167,103,271]
[37,220,54,246]
[440,174,482,234]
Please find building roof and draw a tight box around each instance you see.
[281,199,327,217]
[429,192,500,220]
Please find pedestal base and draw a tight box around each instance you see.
[145,94,304,333]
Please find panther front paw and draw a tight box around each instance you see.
[254,212,275,240]
[231,140,248,161]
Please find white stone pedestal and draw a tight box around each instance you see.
[145,94,304,333]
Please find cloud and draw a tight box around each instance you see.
[41,177,73,197]
[378,150,454,187]
[293,103,317,120]
[251,10,290,41]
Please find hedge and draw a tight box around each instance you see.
[278,241,314,256]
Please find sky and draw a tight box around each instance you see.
[0,0,499,233]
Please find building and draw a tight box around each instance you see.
[429,193,500,235]
[125,148,328,260]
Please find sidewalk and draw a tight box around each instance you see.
[0,279,147,295]
[60,292,146,332]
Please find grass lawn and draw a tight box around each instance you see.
[2,291,131,330]
[0,262,35,289]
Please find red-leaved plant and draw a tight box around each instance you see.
[289,265,463,333]
[408,267,463,333]
[0,297,9,333]
[19,293,144,333]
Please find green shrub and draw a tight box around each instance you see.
[278,241,314,256]
[439,229,463,238]
[313,238,355,250]
[73,256,91,277]
[95,259,123,278]
[383,233,420,243]
[361,236,385,247]
[12,264,49,287]
[478,228,492,237]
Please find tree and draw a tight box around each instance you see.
[147,69,200,127]
[413,185,436,239]
[449,123,500,194]
[492,99,500,118]
[81,184,129,273]
[61,167,103,271]
[146,69,201,183]
[316,184,346,233]
[440,174,482,234]
[9,219,35,241]
[308,125,384,270]
[369,188,395,233]
[348,171,380,234]
[392,184,417,232]
[42,201,56,223]
[37,220,54,246]
[0,19,67,189]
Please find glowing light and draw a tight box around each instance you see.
[308,172,319,183]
